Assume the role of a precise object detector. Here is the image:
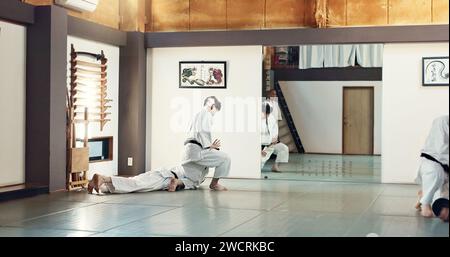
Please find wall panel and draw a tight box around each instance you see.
[265,0,305,28]
[152,0,189,31]
[389,0,431,25]
[327,0,347,27]
[190,0,227,31]
[347,0,388,26]
[304,0,317,27]
[432,0,449,24]
[226,0,265,29]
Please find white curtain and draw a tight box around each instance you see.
[323,44,356,68]
[299,44,383,69]
[355,44,384,67]
[299,45,325,69]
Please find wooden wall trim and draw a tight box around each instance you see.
[145,25,449,47]
[68,16,127,46]
[0,0,34,24]
[274,68,383,82]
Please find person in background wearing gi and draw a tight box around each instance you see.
[415,115,449,221]
[182,96,230,191]
[261,102,289,172]
[266,89,282,122]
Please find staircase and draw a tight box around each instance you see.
[274,81,305,153]
[278,114,298,153]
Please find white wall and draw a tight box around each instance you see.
[0,21,26,187]
[147,46,262,178]
[67,36,119,178]
[382,43,449,183]
[280,81,382,155]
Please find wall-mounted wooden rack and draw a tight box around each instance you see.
[69,44,111,131]
[66,44,111,191]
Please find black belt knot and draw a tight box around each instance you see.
[421,153,449,173]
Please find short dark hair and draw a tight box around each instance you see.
[204,96,222,111]
[266,89,277,97]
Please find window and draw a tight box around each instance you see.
[88,137,113,162]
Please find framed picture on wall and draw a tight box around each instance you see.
[422,57,449,86]
[179,61,227,89]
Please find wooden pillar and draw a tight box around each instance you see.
[26,5,68,192]
[118,32,146,176]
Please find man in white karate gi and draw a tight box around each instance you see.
[181,96,231,191]
[261,102,289,172]
[415,115,449,220]
[88,166,194,194]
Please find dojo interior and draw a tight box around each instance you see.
[0,0,448,237]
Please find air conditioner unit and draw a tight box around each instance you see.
[55,0,99,12]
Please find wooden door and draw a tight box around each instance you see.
[343,87,374,155]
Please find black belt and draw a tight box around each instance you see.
[170,171,178,179]
[184,140,218,150]
[421,153,449,173]
[185,140,203,149]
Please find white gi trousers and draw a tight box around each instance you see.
[261,143,289,169]
[182,143,231,188]
[416,158,449,205]
[102,167,190,194]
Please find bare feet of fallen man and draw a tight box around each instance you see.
[87,180,95,194]
[168,177,178,192]
[92,173,104,194]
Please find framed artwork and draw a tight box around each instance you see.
[422,57,449,86]
[179,61,227,89]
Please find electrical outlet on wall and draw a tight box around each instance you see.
[127,157,133,167]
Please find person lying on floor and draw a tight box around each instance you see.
[88,165,202,194]
[415,115,449,220]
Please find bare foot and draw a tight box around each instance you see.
[168,178,178,192]
[415,190,423,210]
[210,184,228,191]
[92,174,103,194]
[421,204,434,218]
[87,180,94,194]
[271,164,282,173]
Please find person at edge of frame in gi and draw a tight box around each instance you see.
[266,89,282,122]
[415,115,449,222]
